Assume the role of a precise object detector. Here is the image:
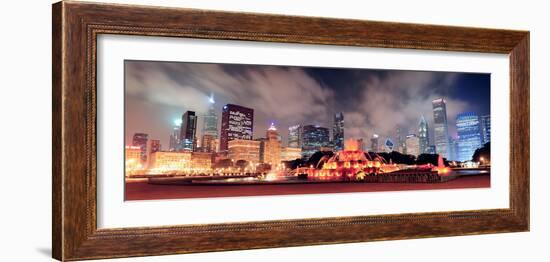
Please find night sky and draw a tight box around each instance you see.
[125,60,490,148]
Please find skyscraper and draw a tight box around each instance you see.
[396,126,405,153]
[220,104,254,152]
[418,115,429,154]
[370,134,379,152]
[456,112,482,162]
[264,122,282,166]
[480,115,491,144]
[301,125,330,159]
[202,93,218,137]
[132,133,148,163]
[180,111,198,151]
[333,112,344,151]
[405,134,420,157]
[169,119,181,151]
[432,98,450,158]
[288,125,302,148]
[449,137,459,161]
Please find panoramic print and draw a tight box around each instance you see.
[124,60,491,200]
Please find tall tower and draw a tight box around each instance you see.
[180,111,198,151]
[202,94,219,152]
[264,122,282,166]
[396,126,405,153]
[456,112,482,162]
[333,112,344,151]
[432,98,450,158]
[169,119,182,151]
[220,104,254,152]
[203,93,218,137]
[418,115,429,154]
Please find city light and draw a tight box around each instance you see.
[126,93,490,185]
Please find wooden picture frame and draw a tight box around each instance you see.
[52,1,529,261]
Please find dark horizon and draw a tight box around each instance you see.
[124,60,490,149]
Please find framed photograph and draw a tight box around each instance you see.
[52,1,529,261]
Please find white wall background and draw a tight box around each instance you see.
[0,0,546,261]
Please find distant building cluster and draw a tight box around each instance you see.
[126,94,491,175]
[392,98,490,162]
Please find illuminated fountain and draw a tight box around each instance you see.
[298,139,399,181]
[296,138,451,183]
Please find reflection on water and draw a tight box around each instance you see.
[451,169,490,176]
[210,175,298,184]
[195,169,489,185]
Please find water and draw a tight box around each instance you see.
[450,169,490,176]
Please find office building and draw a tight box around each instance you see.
[480,114,491,144]
[148,151,192,171]
[333,112,344,151]
[264,123,282,166]
[301,125,330,159]
[281,147,302,162]
[288,125,302,148]
[405,134,420,157]
[432,98,450,158]
[202,93,219,137]
[132,133,148,163]
[227,139,261,164]
[220,104,254,152]
[180,111,198,151]
[418,115,429,154]
[456,112,482,162]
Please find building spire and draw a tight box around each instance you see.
[419,114,427,124]
[208,93,215,104]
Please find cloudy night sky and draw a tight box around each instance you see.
[124,60,490,148]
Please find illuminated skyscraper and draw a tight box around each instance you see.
[432,98,450,158]
[180,111,198,151]
[288,125,303,148]
[333,112,344,151]
[132,133,148,163]
[456,112,482,162]
[200,94,219,153]
[264,122,282,166]
[396,126,405,153]
[418,115,429,154]
[301,125,330,159]
[220,104,254,152]
[169,119,181,151]
[203,93,218,137]
[480,115,491,144]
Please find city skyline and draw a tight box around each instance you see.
[125,60,490,156]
